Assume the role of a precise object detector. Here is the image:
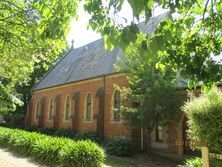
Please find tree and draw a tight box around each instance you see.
[1,48,67,126]
[117,37,182,150]
[0,0,78,111]
[84,0,222,87]
[11,52,64,126]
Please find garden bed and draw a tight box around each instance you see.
[0,127,104,167]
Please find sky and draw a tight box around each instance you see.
[66,1,166,49]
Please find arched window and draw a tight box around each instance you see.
[86,94,91,121]
[36,101,40,118]
[35,99,42,119]
[156,115,163,142]
[114,90,120,121]
[65,96,71,120]
[49,98,53,120]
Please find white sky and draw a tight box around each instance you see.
[66,1,166,49]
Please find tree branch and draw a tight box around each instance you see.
[203,0,210,19]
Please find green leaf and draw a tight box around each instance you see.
[127,0,144,20]
[0,0,78,111]
[188,81,194,89]
[147,0,154,9]
[104,35,115,50]
[141,40,147,50]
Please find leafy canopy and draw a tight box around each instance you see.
[0,0,79,111]
[84,0,222,87]
[117,34,182,138]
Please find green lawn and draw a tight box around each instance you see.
[103,153,180,167]
[103,156,138,167]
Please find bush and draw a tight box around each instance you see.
[60,140,104,166]
[74,131,102,143]
[210,159,222,167]
[22,126,76,138]
[106,137,131,156]
[1,110,26,127]
[20,127,101,143]
[38,127,57,136]
[182,87,222,153]
[178,157,202,167]
[53,128,77,138]
[23,125,43,132]
[0,127,104,167]
[9,113,25,127]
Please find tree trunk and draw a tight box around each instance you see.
[146,128,152,153]
[141,126,152,152]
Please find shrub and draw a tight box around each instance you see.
[38,127,57,136]
[210,159,222,167]
[182,87,222,153]
[106,137,131,156]
[1,111,26,128]
[9,113,25,127]
[0,127,104,166]
[23,125,41,132]
[53,128,77,138]
[74,131,102,143]
[178,157,202,167]
[20,126,101,143]
[60,140,104,167]
[22,126,76,138]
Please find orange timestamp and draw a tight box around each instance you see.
[175,140,208,147]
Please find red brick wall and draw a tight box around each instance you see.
[104,74,131,139]
[28,74,132,138]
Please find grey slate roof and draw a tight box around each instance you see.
[33,12,169,91]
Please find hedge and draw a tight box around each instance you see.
[74,131,102,143]
[0,127,104,167]
[182,87,222,153]
[15,126,102,143]
[21,126,77,138]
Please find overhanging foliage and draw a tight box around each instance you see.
[84,0,222,88]
[0,0,79,111]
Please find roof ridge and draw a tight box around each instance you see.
[74,38,104,50]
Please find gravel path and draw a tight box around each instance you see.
[0,148,46,167]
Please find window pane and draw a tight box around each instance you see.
[49,99,53,119]
[157,125,163,141]
[114,91,120,121]
[65,96,70,119]
[36,102,39,118]
[38,99,42,117]
[156,115,163,142]
[86,95,91,120]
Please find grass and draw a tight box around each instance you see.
[103,155,138,167]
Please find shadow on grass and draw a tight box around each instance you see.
[103,155,138,167]
[103,153,182,167]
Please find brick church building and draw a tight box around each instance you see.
[26,13,192,158]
